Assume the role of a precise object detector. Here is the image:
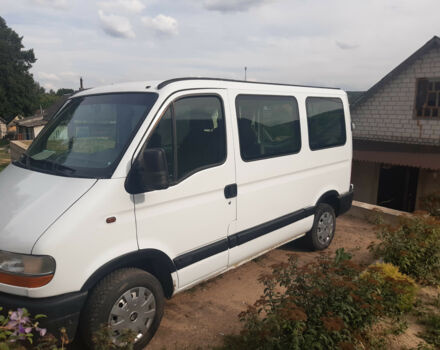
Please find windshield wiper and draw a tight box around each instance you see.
[36,159,76,175]
[18,156,76,175]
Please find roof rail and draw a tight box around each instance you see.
[157,77,340,90]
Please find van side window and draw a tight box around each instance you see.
[236,95,301,161]
[306,97,346,150]
[146,95,226,183]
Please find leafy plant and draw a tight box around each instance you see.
[370,215,440,285]
[92,325,136,350]
[360,263,417,314]
[417,312,440,348]
[217,249,408,350]
[420,192,440,218]
[0,308,134,350]
[0,307,49,350]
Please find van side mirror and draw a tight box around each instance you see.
[125,148,170,194]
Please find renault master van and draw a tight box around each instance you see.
[0,77,353,349]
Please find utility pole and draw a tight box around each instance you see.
[244,67,247,81]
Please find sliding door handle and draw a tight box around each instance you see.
[224,184,237,199]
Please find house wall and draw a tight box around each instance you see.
[0,123,6,138]
[415,168,440,209]
[34,125,44,137]
[351,160,380,204]
[352,46,440,146]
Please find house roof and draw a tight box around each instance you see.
[347,91,365,105]
[0,117,6,124]
[352,36,440,108]
[43,95,70,121]
[25,94,70,123]
[17,116,46,128]
[353,139,440,170]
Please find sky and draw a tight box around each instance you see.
[1,0,439,92]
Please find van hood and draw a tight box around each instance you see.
[0,164,97,254]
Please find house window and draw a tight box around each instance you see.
[415,78,440,118]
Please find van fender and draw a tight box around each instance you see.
[314,189,341,216]
[80,249,177,298]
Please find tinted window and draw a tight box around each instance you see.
[236,95,301,161]
[146,95,226,183]
[306,97,346,150]
[146,107,174,181]
[25,93,158,178]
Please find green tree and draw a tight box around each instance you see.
[0,16,39,120]
[56,88,74,96]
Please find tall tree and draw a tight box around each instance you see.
[0,16,39,121]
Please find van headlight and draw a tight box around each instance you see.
[0,250,55,288]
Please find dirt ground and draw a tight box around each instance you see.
[146,215,381,350]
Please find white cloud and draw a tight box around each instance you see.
[29,0,67,9]
[98,0,145,14]
[202,0,271,12]
[42,82,57,91]
[336,41,359,50]
[98,10,135,38]
[38,72,60,81]
[142,14,178,36]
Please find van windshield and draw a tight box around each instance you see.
[18,93,158,179]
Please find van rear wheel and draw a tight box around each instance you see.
[305,203,336,250]
[80,268,164,350]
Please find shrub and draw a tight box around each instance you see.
[0,308,134,350]
[360,263,417,314]
[217,249,400,350]
[420,192,440,218]
[370,215,440,285]
[418,312,440,348]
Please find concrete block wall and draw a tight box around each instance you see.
[352,46,440,146]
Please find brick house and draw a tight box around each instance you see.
[0,118,6,139]
[351,36,440,212]
[15,95,70,140]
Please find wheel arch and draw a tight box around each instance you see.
[316,190,340,216]
[81,249,177,299]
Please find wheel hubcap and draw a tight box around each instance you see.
[317,212,334,245]
[108,286,156,342]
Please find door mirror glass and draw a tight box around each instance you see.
[125,148,169,194]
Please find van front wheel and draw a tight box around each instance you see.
[80,268,164,350]
[305,203,336,250]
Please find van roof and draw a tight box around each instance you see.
[73,77,342,98]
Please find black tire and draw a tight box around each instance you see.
[80,268,165,350]
[304,203,336,251]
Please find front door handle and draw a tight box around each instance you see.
[224,184,237,199]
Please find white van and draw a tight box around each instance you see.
[0,78,353,348]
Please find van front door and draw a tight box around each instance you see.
[133,92,236,288]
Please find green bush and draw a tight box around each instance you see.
[420,192,440,218]
[370,215,440,285]
[360,263,417,314]
[418,312,440,348]
[217,249,404,350]
[0,307,134,350]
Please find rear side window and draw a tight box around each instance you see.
[146,95,226,182]
[236,95,301,161]
[306,97,346,150]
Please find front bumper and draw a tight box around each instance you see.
[337,185,354,216]
[0,290,87,339]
